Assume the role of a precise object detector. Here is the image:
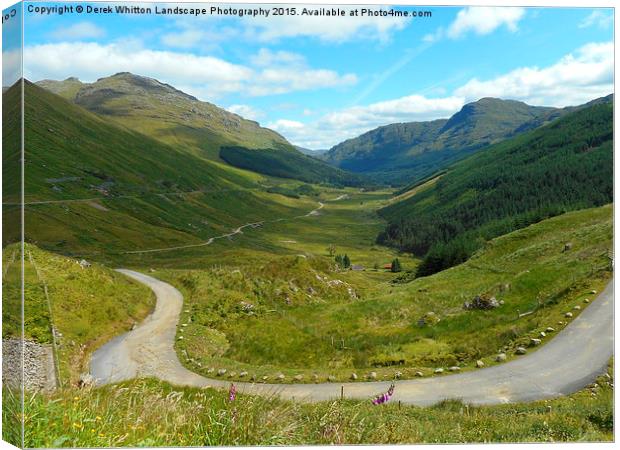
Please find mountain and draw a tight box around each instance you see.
[377,97,613,276]
[37,73,290,160]
[35,73,365,187]
[295,146,328,157]
[8,81,325,257]
[325,98,564,185]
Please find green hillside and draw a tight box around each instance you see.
[325,98,566,185]
[37,73,290,160]
[220,145,367,187]
[15,81,316,259]
[378,100,613,276]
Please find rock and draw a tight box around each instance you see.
[499,300,505,305]
[228,372,236,378]
[78,373,94,388]
[312,374,319,382]
[584,298,590,303]
[565,312,573,318]
[177,336,183,340]
[590,290,597,294]
[276,374,285,381]
[530,338,542,346]
[368,372,377,380]
[573,305,581,310]
[540,332,546,338]
[558,321,564,325]
[350,373,358,380]
[434,368,444,374]
[516,347,527,355]
[415,371,424,377]
[293,374,304,381]
[207,367,215,374]
[394,371,402,379]
[563,242,573,252]
[262,376,269,381]
[449,366,460,372]
[181,323,188,327]
[418,311,440,327]
[250,374,257,381]
[306,287,316,295]
[217,369,227,376]
[464,294,499,310]
[496,353,507,362]
[239,371,248,378]
[327,375,336,382]
[476,360,485,368]
[546,327,555,332]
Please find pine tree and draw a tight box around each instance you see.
[343,254,351,269]
[391,258,402,273]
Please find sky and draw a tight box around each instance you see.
[3,2,615,149]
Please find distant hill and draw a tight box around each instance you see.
[325,98,567,185]
[35,73,366,187]
[377,98,613,276]
[295,146,328,157]
[37,73,290,160]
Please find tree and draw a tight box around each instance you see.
[327,243,336,257]
[343,254,351,269]
[391,258,402,273]
[335,254,344,268]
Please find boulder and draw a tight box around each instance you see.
[239,371,248,378]
[207,367,215,374]
[584,298,590,303]
[546,327,555,333]
[293,374,304,381]
[350,373,358,380]
[228,372,236,378]
[464,294,500,310]
[276,374,285,381]
[565,312,573,318]
[394,371,402,379]
[434,368,444,374]
[475,360,485,368]
[573,305,581,311]
[312,374,319,382]
[327,375,336,382]
[590,290,597,295]
[540,332,546,338]
[217,369,227,376]
[415,371,424,377]
[516,347,527,355]
[368,372,377,380]
[449,366,460,372]
[530,338,542,347]
[262,376,269,381]
[563,242,573,252]
[496,353,507,362]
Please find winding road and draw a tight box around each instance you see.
[91,271,613,406]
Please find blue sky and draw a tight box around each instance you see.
[5,3,615,148]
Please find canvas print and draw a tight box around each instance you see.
[1,1,615,447]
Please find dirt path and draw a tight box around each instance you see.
[91,271,613,406]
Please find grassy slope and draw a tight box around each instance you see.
[7,367,612,446]
[16,81,319,262]
[2,244,155,382]
[220,145,368,187]
[159,203,610,382]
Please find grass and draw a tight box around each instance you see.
[3,363,612,446]
[159,204,612,383]
[2,244,155,384]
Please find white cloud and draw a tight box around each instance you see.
[272,41,613,149]
[269,94,465,149]
[23,42,356,99]
[50,21,105,40]
[227,104,264,122]
[455,41,613,106]
[424,7,525,42]
[579,10,613,29]
[2,49,21,87]
[250,48,305,68]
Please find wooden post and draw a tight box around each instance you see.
[341,385,344,400]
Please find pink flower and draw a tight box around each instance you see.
[228,383,236,402]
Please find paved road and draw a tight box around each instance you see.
[91,271,613,406]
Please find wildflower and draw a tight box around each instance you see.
[229,383,236,402]
[95,416,102,421]
[73,396,79,401]
[372,383,395,405]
